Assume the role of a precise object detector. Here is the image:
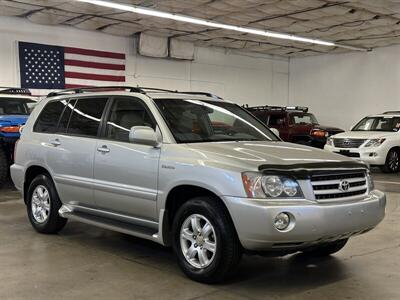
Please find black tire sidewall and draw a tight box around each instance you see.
[384,149,400,173]
[172,197,240,282]
[0,148,8,186]
[27,174,65,233]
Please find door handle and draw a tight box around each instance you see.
[50,139,61,147]
[97,145,110,153]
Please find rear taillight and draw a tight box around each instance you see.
[0,126,20,133]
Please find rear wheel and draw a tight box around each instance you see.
[381,149,400,173]
[172,196,242,283]
[27,174,67,234]
[0,148,8,187]
[302,239,348,256]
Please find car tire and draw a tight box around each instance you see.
[172,196,242,283]
[381,149,400,173]
[302,239,348,256]
[0,148,8,187]
[27,174,67,234]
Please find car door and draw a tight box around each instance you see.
[93,96,161,222]
[44,97,109,207]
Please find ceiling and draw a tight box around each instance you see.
[1,0,400,57]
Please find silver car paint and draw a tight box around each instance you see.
[11,91,386,251]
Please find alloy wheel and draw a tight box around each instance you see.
[31,185,51,223]
[388,150,400,171]
[180,214,217,269]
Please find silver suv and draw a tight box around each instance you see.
[11,87,386,283]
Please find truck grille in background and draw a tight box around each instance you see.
[333,139,366,148]
[311,171,367,200]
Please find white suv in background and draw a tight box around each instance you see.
[325,113,400,173]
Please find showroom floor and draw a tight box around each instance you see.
[0,172,399,300]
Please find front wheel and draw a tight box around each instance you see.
[27,174,67,234]
[302,239,348,256]
[172,197,242,283]
[381,149,400,173]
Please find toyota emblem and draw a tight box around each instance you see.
[339,180,350,192]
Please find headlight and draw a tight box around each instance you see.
[242,173,303,198]
[326,137,333,146]
[366,170,374,191]
[311,130,328,138]
[364,138,385,147]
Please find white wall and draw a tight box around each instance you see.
[289,45,400,130]
[0,16,289,106]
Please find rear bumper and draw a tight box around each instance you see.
[10,163,24,193]
[224,190,386,251]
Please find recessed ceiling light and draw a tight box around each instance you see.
[76,0,368,51]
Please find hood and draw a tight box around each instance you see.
[0,115,29,126]
[332,131,398,139]
[315,125,344,132]
[186,141,358,171]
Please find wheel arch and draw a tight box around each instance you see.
[23,165,52,204]
[162,184,238,246]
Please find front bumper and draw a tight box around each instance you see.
[324,144,387,166]
[224,190,386,251]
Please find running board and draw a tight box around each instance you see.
[59,205,161,244]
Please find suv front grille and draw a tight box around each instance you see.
[333,138,366,148]
[311,171,367,201]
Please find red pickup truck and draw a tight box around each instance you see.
[245,105,344,148]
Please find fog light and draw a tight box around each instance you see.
[274,212,290,231]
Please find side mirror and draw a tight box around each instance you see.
[270,128,280,137]
[129,126,162,147]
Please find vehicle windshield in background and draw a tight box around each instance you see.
[0,98,33,115]
[291,113,318,125]
[155,99,279,143]
[353,116,400,132]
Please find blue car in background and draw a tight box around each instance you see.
[0,88,37,186]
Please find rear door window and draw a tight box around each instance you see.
[268,114,286,127]
[67,98,108,137]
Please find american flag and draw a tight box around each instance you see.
[18,41,126,93]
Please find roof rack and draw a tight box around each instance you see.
[47,86,145,97]
[383,111,400,115]
[47,85,223,100]
[0,87,32,95]
[243,105,308,113]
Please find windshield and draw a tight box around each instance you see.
[353,116,400,132]
[291,113,318,125]
[154,99,279,143]
[0,98,33,115]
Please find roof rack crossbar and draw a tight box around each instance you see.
[243,105,308,113]
[0,87,32,95]
[47,86,146,97]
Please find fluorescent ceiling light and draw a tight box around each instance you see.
[76,0,368,51]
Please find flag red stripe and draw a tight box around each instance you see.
[65,47,125,59]
[65,59,125,71]
[65,72,125,82]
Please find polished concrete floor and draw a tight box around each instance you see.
[0,172,399,300]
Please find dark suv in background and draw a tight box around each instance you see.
[0,88,37,186]
[245,105,344,148]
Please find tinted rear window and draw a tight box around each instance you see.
[34,101,66,133]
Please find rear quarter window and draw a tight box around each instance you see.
[33,101,66,133]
